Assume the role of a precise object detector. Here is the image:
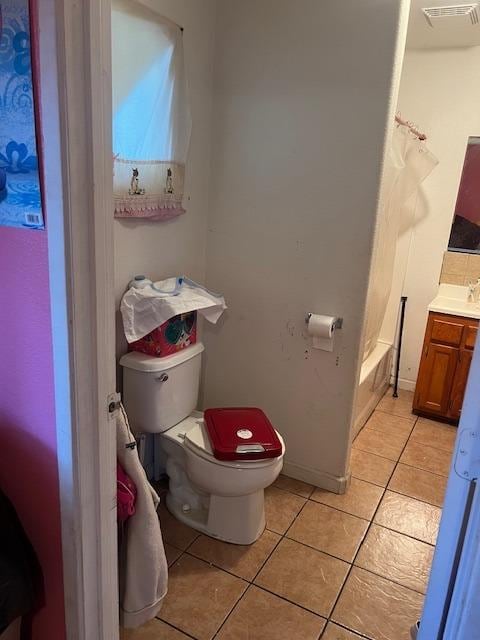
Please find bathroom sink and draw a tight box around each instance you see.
[429,284,480,320]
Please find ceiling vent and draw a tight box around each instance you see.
[422,4,480,26]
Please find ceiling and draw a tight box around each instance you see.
[407,0,480,48]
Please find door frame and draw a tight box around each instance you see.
[44,0,119,638]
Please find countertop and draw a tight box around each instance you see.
[428,284,480,320]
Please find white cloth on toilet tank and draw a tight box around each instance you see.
[121,276,227,343]
[117,404,168,628]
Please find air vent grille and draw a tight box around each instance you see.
[423,4,480,26]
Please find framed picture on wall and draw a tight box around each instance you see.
[0,0,44,229]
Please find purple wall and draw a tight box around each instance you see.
[0,226,66,639]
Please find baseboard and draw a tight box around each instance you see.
[390,376,416,392]
[281,460,351,495]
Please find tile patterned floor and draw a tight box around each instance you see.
[121,389,457,640]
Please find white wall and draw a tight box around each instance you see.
[202,0,407,490]
[114,0,217,361]
[393,47,480,389]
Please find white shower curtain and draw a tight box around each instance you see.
[362,124,438,360]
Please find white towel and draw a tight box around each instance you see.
[117,404,168,628]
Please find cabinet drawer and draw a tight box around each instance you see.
[430,317,464,347]
[465,325,478,350]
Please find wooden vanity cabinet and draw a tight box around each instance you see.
[413,312,478,422]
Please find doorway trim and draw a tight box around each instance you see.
[45,0,118,638]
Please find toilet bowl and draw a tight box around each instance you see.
[120,343,285,544]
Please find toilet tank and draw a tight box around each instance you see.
[120,343,204,434]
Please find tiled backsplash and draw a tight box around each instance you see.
[440,251,480,285]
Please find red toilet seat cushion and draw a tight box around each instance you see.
[204,407,282,461]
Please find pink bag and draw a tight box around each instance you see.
[117,462,137,522]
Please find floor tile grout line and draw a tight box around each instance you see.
[403,438,456,458]
[346,405,429,565]
[167,549,185,569]
[280,529,369,568]
[235,582,330,623]
[212,578,250,640]
[203,502,430,634]
[249,529,284,582]
[358,408,417,430]
[350,470,392,489]
[351,561,429,596]
[408,435,458,453]
[273,480,316,500]
[211,583,254,640]
[160,392,440,640]
[363,413,418,429]
[196,497,320,640]
[162,492,328,639]
[184,532,201,552]
[361,423,416,441]
[263,493,315,577]
[154,616,198,639]
[351,443,406,463]
[352,436,412,460]
[385,486,444,509]
[183,531,284,584]
[391,459,452,479]
[368,520,436,548]
[374,407,418,420]
[393,459,450,479]
[320,619,375,640]
[328,395,443,636]
[324,483,387,628]
[161,559,249,640]
[266,534,350,572]
[326,405,420,633]
[302,497,376,523]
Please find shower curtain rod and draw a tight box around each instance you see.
[395,114,427,141]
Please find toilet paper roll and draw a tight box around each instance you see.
[307,314,337,352]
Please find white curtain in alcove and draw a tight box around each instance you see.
[112,0,191,220]
[362,124,438,360]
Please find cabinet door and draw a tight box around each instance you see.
[449,349,473,420]
[414,343,459,417]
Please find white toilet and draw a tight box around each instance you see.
[120,343,285,545]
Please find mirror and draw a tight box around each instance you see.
[448,137,480,253]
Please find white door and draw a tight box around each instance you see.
[419,331,480,640]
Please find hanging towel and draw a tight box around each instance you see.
[117,404,168,628]
[120,276,227,343]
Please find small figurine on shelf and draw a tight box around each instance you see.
[129,168,145,195]
[165,167,174,194]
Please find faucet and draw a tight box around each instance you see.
[467,278,480,303]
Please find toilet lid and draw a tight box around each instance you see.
[204,407,283,461]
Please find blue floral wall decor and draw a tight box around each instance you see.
[0,0,44,229]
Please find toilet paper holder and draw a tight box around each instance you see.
[305,313,343,330]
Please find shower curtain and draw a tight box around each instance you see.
[362,123,438,360]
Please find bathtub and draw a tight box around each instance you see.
[353,340,393,438]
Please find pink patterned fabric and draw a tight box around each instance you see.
[117,462,137,523]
